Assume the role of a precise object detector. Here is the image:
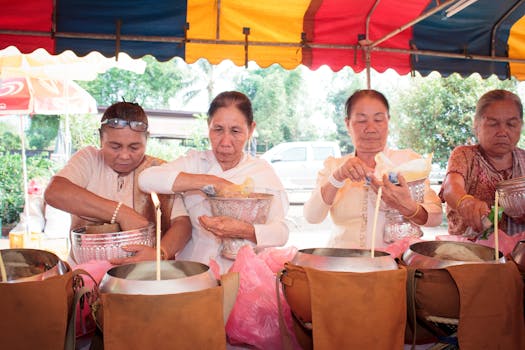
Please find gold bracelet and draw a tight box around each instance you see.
[456,194,474,209]
[404,204,421,220]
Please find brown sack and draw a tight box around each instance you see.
[0,269,75,350]
[448,262,525,350]
[281,262,407,350]
[101,272,239,350]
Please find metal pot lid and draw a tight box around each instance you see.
[99,260,218,295]
[403,241,505,269]
[291,248,398,273]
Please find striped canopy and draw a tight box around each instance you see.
[1,0,525,80]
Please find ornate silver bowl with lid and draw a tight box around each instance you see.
[496,175,525,219]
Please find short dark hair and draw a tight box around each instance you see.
[207,91,254,125]
[345,89,390,119]
[100,102,148,125]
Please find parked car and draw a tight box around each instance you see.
[429,163,447,185]
[260,141,341,190]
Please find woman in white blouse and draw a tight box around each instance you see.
[138,91,289,272]
[303,89,442,249]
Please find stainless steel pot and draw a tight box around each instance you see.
[291,248,398,272]
[0,248,69,283]
[511,240,525,273]
[403,241,505,269]
[99,260,218,295]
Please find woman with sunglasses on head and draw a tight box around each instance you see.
[138,91,289,273]
[44,101,191,264]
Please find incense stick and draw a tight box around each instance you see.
[371,186,382,258]
[494,191,499,262]
[151,192,162,280]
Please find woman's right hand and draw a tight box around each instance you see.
[201,174,235,195]
[457,196,490,233]
[333,157,373,183]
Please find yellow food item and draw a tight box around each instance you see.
[216,177,254,197]
[375,152,432,182]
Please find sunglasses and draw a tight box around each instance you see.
[100,118,148,132]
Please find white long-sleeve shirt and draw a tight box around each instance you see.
[139,149,289,272]
[304,149,442,249]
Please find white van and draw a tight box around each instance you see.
[260,141,341,190]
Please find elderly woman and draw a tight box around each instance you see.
[304,89,442,249]
[138,91,289,273]
[441,89,525,237]
[44,102,191,264]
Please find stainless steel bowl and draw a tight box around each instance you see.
[497,176,525,219]
[208,192,273,259]
[71,223,155,263]
[99,260,218,295]
[291,248,398,272]
[403,241,505,269]
[0,248,69,283]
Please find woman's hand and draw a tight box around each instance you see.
[198,215,256,242]
[116,205,150,232]
[370,173,418,216]
[109,244,157,265]
[333,157,374,183]
[457,196,490,233]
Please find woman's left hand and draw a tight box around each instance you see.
[198,215,256,242]
[370,173,419,217]
[109,244,157,265]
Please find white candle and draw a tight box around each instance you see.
[151,192,162,280]
[494,191,499,262]
[371,186,382,258]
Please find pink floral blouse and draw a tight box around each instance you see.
[440,144,525,235]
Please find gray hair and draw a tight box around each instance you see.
[474,89,523,123]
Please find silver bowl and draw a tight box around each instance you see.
[208,192,273,259]
[0,248,69,283]
[403,241,505,269]
[291,248,398,272]
[497,176,525,219]
[99,260,218,295]
[71,223,155,263]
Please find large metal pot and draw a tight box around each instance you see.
[99,260,218,295]
[0,248,69,283]
[290,248,398,272]
[511,240,525,273]
[281,248,398,331]
[402,241,505,269]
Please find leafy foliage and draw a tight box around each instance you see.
[27,115,60,149]
[393,74,517,167]
[78,56,185,109]
[0,152,55,224]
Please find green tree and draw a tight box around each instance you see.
[235,65,309,148]
[393,74,516,167]
[27,115,60,149]
[326,68,364,154]
[78,56,186,109]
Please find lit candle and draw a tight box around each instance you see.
[371,186,382,258]
[151,192,162,280]
[494,191,499,262]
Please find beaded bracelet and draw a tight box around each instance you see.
[404,204,421,220]
[456,194,474,209]
[110,201,123,224]
[328,173,345,189]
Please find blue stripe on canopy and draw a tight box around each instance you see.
[55,0,187,61]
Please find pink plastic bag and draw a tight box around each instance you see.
[225,246,300,349]
[73,260,113,337]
